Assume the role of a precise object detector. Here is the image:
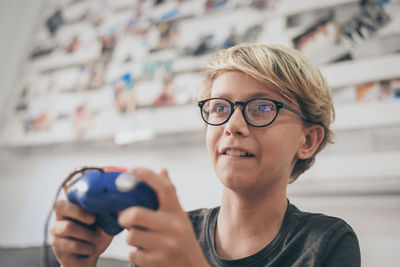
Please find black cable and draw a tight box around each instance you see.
[42,167,103,267]
[42,183,64,267]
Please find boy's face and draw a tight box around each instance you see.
[206,71,307,195]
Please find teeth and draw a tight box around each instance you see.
[225,149,252,157]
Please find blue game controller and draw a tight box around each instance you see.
[67,168,158,236]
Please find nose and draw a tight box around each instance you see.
[224,106,250,137]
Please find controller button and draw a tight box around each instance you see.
[115,172,137,192]
[70,180,89,196]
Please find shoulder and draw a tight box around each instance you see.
[287,203,356,239]
[284,203,360,266]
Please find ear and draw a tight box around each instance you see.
[296,124,325,160]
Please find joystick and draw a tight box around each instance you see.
[67,167,158,235]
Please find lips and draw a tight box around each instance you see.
[222,148,255,158]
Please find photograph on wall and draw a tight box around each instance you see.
[2,0,399,147]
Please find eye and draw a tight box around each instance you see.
[209,100,230,114]
[215,104,229,113]
[257,104,273,112]
[251,101,275,113]
[246,100,276,121]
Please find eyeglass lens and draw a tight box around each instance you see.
[202,98,277,126]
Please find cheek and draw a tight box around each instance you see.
[206,127,219,162]
[261,126,303,164]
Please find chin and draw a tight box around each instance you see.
[218,170,257,191]
[218,167,287,194]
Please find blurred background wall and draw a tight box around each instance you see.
[0,0,399,266]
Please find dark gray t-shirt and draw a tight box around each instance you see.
[189,202,360,267]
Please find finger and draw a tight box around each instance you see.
[159,168,169,179]
[54,200,95,225]
[63,185,68,197]
[51,236,95,256]
[51,219,96,243]
[125,227,161,250]
[131,167,180,211]
[118,206,159,231]
[129,248,159,267]
[95,226,113,241]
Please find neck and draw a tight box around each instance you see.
[216,182,288,260]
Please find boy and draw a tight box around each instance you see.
[51,44,360,267]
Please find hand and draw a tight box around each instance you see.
[118,168,210,267]
[50,199,113,267]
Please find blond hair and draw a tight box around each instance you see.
[198,43,335,183]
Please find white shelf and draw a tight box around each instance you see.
[0,104,203,147]
[134,104,203,136]
[172,54,210,73]
[3,96,400,147]
[28,44,102,72]
[172,54,400,90]
[275,0,358,17]
[310,150,400,180]
[321,54,400,89]
[289,150,400,195]
[333,99,400,131]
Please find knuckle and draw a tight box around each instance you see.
[53,200,65,212]
[50,238,58,249]
[166,183,176,194]
[170,224,180,236]
[68,240,80,252]
[77,210,88,221]
[126,230,135,245]
[129,209,141,222]
[164,238,178,253]
[51,222,65,236]
[120,208,141,227]
[130,250,145,266]
[160,183,176,198]
[49,225,57,236]
[51,239,63,256]
[62,220,74,233]
[166,219,182,235]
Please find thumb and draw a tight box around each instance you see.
[130,167,180,212]
[159,168,169,179]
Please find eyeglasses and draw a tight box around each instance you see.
[198,97,309,127]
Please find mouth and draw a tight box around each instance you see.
[222,149,255,158]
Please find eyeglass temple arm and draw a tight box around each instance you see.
[281,103,311,122]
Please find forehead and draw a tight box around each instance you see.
[210,71,284,101]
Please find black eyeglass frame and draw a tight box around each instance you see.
[198,97,311,127]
